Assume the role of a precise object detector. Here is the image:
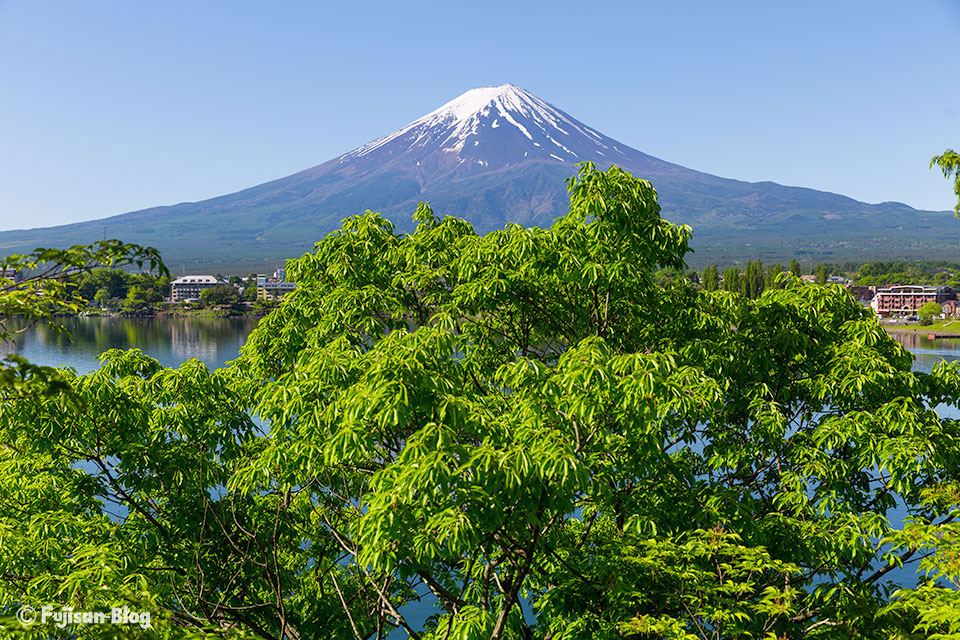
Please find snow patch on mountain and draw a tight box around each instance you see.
[339,84,617,169]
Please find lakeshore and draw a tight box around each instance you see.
[76,302,276,320]
[3,315,259,372]
[884,318,960,338]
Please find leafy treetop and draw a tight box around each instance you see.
[2,165,960,639]
[931,148,960,216]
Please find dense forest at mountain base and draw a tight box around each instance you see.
[2,164,960,639]
[1,200,956,275]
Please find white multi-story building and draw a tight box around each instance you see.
[170,275,226,302]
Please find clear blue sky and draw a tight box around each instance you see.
[1,0,958,230]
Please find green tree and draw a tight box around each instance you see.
[722,266,740,293]
[919,300,942,325]
[124,285,148,310]
[702,264,718,291]
[200,283,241,307]
[3,166,960,638]
[766,262,784,290]
[816,263,827,285]
[753,259,765,297]
[742,259,765,299]
[931,148,960,216]
[93,287,111,307]
[156,276,171,297]
[789,257,802,278]
[653,267,683,287]
[123,284,163,311]
[742,261,754,298]
[252,297,278,312]
[76,268,173,304]
[76,268,127,301]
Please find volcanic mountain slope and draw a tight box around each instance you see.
[0,84,954,271]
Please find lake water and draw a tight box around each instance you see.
[2,316,260,372]
[890,331,960,374]
[5,319,957,630]
[11,317,960,377]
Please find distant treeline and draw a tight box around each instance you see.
[701,259,807,298]
[73,269,261,310]
[657,259,817,300]
[79,260,960,310]
[74,269,171,308]
[851,260,960,287]
[655,259,960,300]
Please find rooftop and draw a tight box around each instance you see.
[172,275,221,285]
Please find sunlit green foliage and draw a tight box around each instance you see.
[931,149,960,217]
[2,166,960,638]
[93,287,111,307]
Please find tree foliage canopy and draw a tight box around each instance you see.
[199,283,241,307]
[74,268,171,303]
[2,165,960,639]
[931,149,960,217]
[919,301,943,319]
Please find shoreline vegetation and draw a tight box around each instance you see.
[65,304,960,337]
[84,304,960,336]
[73,302,277,319]
[884,319,960,336]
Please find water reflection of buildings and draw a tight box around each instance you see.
[0,339,16,356]
[889,330,960,355]
[170,320,224,364]
[1,317,258,372]
[4,322,69,350]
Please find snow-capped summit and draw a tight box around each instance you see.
[338,83,637,176]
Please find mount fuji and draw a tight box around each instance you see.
[1,84,954,270]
